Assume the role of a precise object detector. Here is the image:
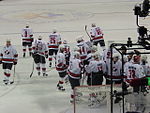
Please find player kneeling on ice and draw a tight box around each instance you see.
[85,52,106,85]
[32,36,48,76]
[67,52,83,103]
[0,40,18,85]
[56,45,68,91]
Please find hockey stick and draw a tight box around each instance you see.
[81,72,86,85]
[10,65,16,84]
[29,61,34,78]
[85,25,92,41]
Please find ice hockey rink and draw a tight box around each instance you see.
[0,0,150,113]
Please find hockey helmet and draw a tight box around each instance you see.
[52,29,57,33]
[38,36,42,40]
[113,53,120,58]
[91,23,96,27]
[141,55,147,61]
[73,51,80,59]
[76,35,84,43]
[63,40,67,44]
[26,22,29,28]
[59,44,65,50]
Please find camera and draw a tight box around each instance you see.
[134,0,150,17]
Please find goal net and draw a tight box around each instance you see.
[73,84,122,113]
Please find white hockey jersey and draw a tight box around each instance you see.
[68,58,82,79]
[32,39,48,56]
[21,28,33,43]
[125,63,145,80]
[48,33,61,50]
[106,60,122,80]
[63,44,70,56]
[90,26,104,42]
[86,60,106,74]
[76,41,91,60]
[0,45,18,63]
[141,63,150,76]
[56,52,67,72]
[102,48,118,62]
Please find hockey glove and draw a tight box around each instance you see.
[13,62,17,65]
[0,60,2,64]
[45,54,48,59]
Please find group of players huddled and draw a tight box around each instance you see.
[0,23,150,102]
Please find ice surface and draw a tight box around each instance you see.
[0,0,150,113]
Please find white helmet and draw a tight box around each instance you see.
[141,55,147,61]
[63,40,67,44]
[73,51,80,59]
[91,23,96,27]
[53,29,57,33]
[91,45,97,52]
[76,35,84,42]
[26,22,29,27]
[113,53,120,58]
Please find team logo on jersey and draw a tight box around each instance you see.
[4,50,10,55]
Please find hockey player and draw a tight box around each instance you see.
[83,45,97,65]
[125,55,146,92]
[32,36,48,76]
[141,55,150,76]
[48,29,61,67]
[68,51,83,103]
[76,35,91,62]
[105,53,122,84]
[85,52,106,85]
[62,40,70,65]
[0,40,18,85]
[56,45,68,91]
[21,24,33,57]
[90,23,105,51]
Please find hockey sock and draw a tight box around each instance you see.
[23,46,26,54]
[36,63,40,72]
[49,56,52,67]
[41,64,46,74]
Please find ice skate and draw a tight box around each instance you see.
[23,53,25,57]
[43,73,48,76]
[49,62,52,67]
[38,72,40,76]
